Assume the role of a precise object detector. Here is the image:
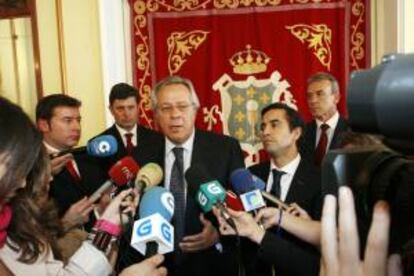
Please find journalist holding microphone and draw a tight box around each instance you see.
[0,97,169,275]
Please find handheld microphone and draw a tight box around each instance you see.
[50,135,118,158]
[131,186,175,257]
[249,172,289,210]
[230,169,266,212]
[225,190,244,211]
[134,163,163,194]
[89,156,140,202]
[186,164,238,233]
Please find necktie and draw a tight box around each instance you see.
[271,169,285,199]
[66,159,81,183]
[315,123,330,166]
[170,147,185,250]
[124,133,134,156]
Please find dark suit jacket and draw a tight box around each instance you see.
[94,124,164,172]
[301,116,349,163]
[244,158,322,276]
[49,152,107,230]
[116,129,245,276]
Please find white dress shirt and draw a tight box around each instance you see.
[266,154,301,201]
[315,111,339,150]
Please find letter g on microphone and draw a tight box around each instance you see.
[137,218,152,237]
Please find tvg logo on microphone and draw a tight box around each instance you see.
[137,219,152,236]
[198,191,208,207]
[98,141,111,153]
[207,181,224,195]
[161,222,172,242]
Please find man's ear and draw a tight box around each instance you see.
[292,127,302,142]
[37,119,50,133]
[334,91,340,104]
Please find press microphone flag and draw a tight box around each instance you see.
[89,156,139,202]
[196,181,226,213]
[131,186,175,257]
[225,190,244,211]
[50,135,118,158]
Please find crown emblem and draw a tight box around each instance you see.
[229,45,270,75]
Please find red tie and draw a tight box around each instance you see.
[315,123,329,166]
[66,160,81,183]
[125,133,134,156]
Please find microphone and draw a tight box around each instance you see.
[225,190,244,211]
[89,156,140,202]
[230,168,266,212]
[185,164,238,232]
[231,168,288,210]
[134,163,163,194]
[50,135,118,158]
[131,186,175,257]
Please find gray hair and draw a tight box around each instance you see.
[151,75,200,110]
[307,72,339,94]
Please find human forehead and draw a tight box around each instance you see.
[111,97,137,107]
[157,83,192,103]
[261,108,288,123]
[51,106,81,118]
[306,79,332,94]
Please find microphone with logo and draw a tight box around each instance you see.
[185,165,238,233]
[89,156,140,202]
[230,168,266,213]
[50,134,118,158]
[134,163,164,194]
[231,168,288,210]
[131,186,175,258]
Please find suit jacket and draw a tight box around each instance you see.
[244,158,322,276]
[301,116,349,163]
[116,129,245,276]
[49,152,107,230]
[94,124,164,171]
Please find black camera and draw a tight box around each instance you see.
[322,54,414,271]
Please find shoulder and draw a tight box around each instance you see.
[137,125,163,138]
[196,129,240,146]
[248,161,270,176]
[89,125,117,142]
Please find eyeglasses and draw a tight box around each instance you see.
[157,103,194,114]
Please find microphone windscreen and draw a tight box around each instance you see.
[225,190,244,211]
[136,163,163,190]
[230,168,257,195]
[185,164,212,198]
[109,156,140,186]
[196,181,226,213]
[251,174,266,191]
[87,135,118,157]
[139,186,174,221]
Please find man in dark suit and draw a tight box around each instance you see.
[93,83,163,170]
[36,94,106,229]
[246,102,322,276]
[151,75,245,276]
[302,72,349,166]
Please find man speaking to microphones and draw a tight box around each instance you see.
[131,186,175,258]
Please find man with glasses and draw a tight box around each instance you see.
[150,75,245,276]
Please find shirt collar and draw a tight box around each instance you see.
[315,111,339,130]
[270,153,301,176]
[165,129,195,155]
[115,124,137,138]
[43,141,62,154]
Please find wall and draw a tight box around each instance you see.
[36,0,106,145]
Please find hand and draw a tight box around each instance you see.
[286,203,311,219]
[255,207,280,229]
[119,254,167,276]
[320,186,391,276]
[50,153,73,175]
[61,197,94,230]
[100,188,138,226]
[179,214,219,252]
[213,207,265,244]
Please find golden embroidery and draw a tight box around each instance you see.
[350,0,365,69]
[229,45,270,75]
[214,0,281,9]
[167,31,210,75]
[286,24,332,70]
[289,0,325,3]
[203,105,221,131]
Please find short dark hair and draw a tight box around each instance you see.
[261,102,304,146]
[109,83,138,105]
[36,94,81,122]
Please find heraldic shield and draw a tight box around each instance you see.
[213,71,297,166]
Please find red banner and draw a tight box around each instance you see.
[130,0,370,164]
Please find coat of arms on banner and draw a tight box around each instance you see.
[210,45,297,166]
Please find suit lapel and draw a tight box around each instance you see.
[330,117,348,149]
[284,161,306,204]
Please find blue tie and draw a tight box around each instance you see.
[170,147,185,250]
